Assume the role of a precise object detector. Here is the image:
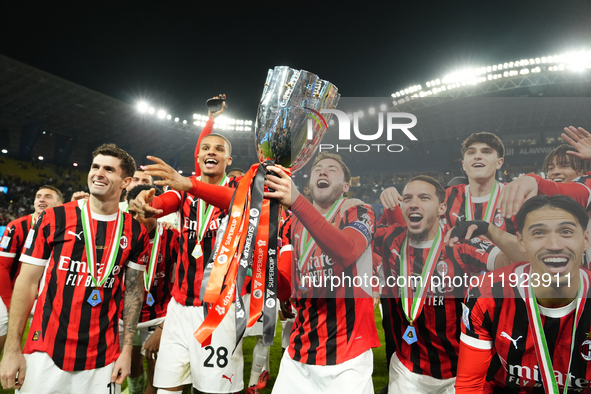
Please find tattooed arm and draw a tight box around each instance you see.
[110,267,144,384]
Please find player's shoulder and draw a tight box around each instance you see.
[574,173,591,185]
[473,261,527,298]
[8,213,32,227]
[445,183,467,198]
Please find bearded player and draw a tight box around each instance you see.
[131,133,243,394]
[0,185,63,352]
[456,194,591,393]
[373,175,514,393]
[0,144,150,393]
[445,132,514,233]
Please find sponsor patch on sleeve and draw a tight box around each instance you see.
[0,235,10,249]
[462,302,471,330]
[24,229,35,249]
[346,221,372,244]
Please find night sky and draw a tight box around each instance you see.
[1,1,590,121]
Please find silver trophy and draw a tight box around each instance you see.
[254,66,340,172]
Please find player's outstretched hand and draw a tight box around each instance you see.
[142,156,193,192]
[0,351,26,389]
[562,126,591,161]
[130,188,162,218]
[498,176,538,219]
[444,221,489,247]
[380,187,402,210]
[71,191,90,201]
[264,165,297,209]
[111,348,132,385]
[161,222,177,231]
[339,198,365,218]
[208,94,226,118]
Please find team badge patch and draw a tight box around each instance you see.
[581,339,591,361]
[436,261,448,277]
[88,289,102,307]
[493,212,504,227]
[120,235,129,249]
[146,293,155,306]
[32,330,41,341]
[24,229,35,249]
[462,303,471,330]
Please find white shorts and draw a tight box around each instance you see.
[388,353,455,394]
[272,348,374,394]
[243,293,267,337]
[0,296,8,336]
[118,318,163,355]
[17,351,120,394]
[153,298,243,393]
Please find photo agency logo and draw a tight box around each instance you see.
[305,106,418,153]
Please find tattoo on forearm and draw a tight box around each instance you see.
[122,267,144,346]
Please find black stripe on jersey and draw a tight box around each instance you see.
[292,298,307,362]
[50,206,71,368]
[176,193,189,299]
[325,297,337,365]
[474,203,483,221]
[307,297,320,364]
[184,193,198,305]
[445,187,461,224]
[343,264,356,344]
[9,219,30,280]
[431,300,458,379]
[571,292,591,379]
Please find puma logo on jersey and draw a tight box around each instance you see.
[222,374,234,384]
[452,212,465,221]
[501,331,522,349]
[68,230,84,240]
[6,227,14,234]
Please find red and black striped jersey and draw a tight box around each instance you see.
[289,202,380,366]
[0,213,35,305]
[373,223,498,379]
[20,200,149,372]
[141,227,179,323]
[462,263,591,393]
[445,183,516,234]
[158,176,239,307]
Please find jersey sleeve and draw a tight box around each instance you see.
[454,340,492,394]
[194,117,215,176]
[291,195,374,267]
[0,219,23,258]
[150,190,182,218]
[454,237,500,272]
[127,220,150,271]
[460,286,494,350]
[528,174,591,210]
[20,211,53,267]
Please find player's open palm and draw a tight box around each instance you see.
[0,351,26,389]
[380,187,402,210]
[562,126,591,161]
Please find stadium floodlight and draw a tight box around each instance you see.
[175,117,179,122]
[1,149,7,154]
[380,104,387,111]
[157,110,166,119]
[368,107,376,115]
[167,114,172,120]
[73,163,78,167]
[245,127,252,131]
[148,107,155,114]
[38,156,44,160]
[193,114,198,119]
[183,120,187,124]
[358,111,364,118]
[178,170,183,174]
[137,102,149,113]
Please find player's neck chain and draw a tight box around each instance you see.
[400,225,444,345]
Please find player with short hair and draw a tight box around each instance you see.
[131,132,243,394]
[124,185,179,394]
[373,175,511,393]
[0,143,150,394]
[445,132,514,233]
[456,194,591,393]
[0,185,64,352]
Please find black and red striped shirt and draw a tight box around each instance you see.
[445,183,516,234]
[0,213,35,306]
[21,200,149,371]
[153,176,239,307]
[288,199,380,366]
[373,223,498,379]
[140,227,179,323]
[462,263,591,393]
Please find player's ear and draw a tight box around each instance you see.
[583,228,591,252]
[496,157,504,170]
[121,176,132,190]
[516,231,527,253]
[227,156,233,166]
[438,202,446,217]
